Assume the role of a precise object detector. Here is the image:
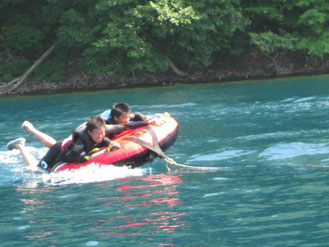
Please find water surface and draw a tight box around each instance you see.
[1,75,329,246]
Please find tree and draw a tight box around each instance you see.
[1,0,328,94]
[243,0,329,63]
[55,0,247,75]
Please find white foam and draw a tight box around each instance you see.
[203,192,223,198]
[294,97,316,103]
[17,225,30,230]
[213,177,228,181]
[2,145,153,186]
[0,146,48,164]
[0,150,22,164]
[86,241,99,246]
[42,163,151,185]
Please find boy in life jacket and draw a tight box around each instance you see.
[7,116,118,173]
[19,102,156,148]
[100,102,146,125]
[99,102,155,139]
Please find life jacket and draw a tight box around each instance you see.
[99,109,144,124]
[60,122,96,155]
[99,109,112,123]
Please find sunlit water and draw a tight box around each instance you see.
[1,75,329,246]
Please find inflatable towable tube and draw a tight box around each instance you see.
[51,113,178,173]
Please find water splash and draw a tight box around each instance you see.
[41,163,151,186]
[2,145,152,186]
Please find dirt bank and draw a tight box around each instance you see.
[1,54,328,97]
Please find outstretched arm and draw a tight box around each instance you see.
[105,121,149,135]
[130,112,146,121]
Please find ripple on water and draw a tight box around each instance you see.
[86,241,99,246]
[203,192,224,198]
[259,142,329,160]
[213,177,228,181]
[17,225,30,230]
[294,96,316,103]
[188,150,256,162]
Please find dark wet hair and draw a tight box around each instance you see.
[86,116,105,132]
[111,102,131,118]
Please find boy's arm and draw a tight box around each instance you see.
[130,112,146,121]
[105,121,149,134]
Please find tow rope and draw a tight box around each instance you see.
[126,126,221,171]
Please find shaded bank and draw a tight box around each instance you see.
[1,53,328,97]
[1,1,328,98]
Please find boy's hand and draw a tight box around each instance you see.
[107,141,121,152]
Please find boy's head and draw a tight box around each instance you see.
[86,116,105,143]
[111,102,131,124]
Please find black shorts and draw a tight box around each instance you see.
[38,142,62,171]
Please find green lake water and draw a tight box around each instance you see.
[1,75,329,246]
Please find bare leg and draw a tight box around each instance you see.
[22,121,56,148]
[28,128,56,148]
[16,143,39,172]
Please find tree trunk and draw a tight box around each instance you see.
[0,44,56,95]
[168,59,189,77]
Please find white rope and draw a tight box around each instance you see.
[164,156,222,171]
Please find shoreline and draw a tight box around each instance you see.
[1,58,328,98]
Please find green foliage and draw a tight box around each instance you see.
[148,0,248,66]
[0,1,53,58]
[150,0,199,27]
[57,9,93,48]
[296,33,329,57]
[0,59,30,82]
[46,0,249,74]
[243,0,329,57]
[33,50,70,82]
[0,0,328,83]
[3,24,45,52]
[0,0,28,26]
[34,58,66,82]
[78,0,173,74]
[249,31,297,54]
